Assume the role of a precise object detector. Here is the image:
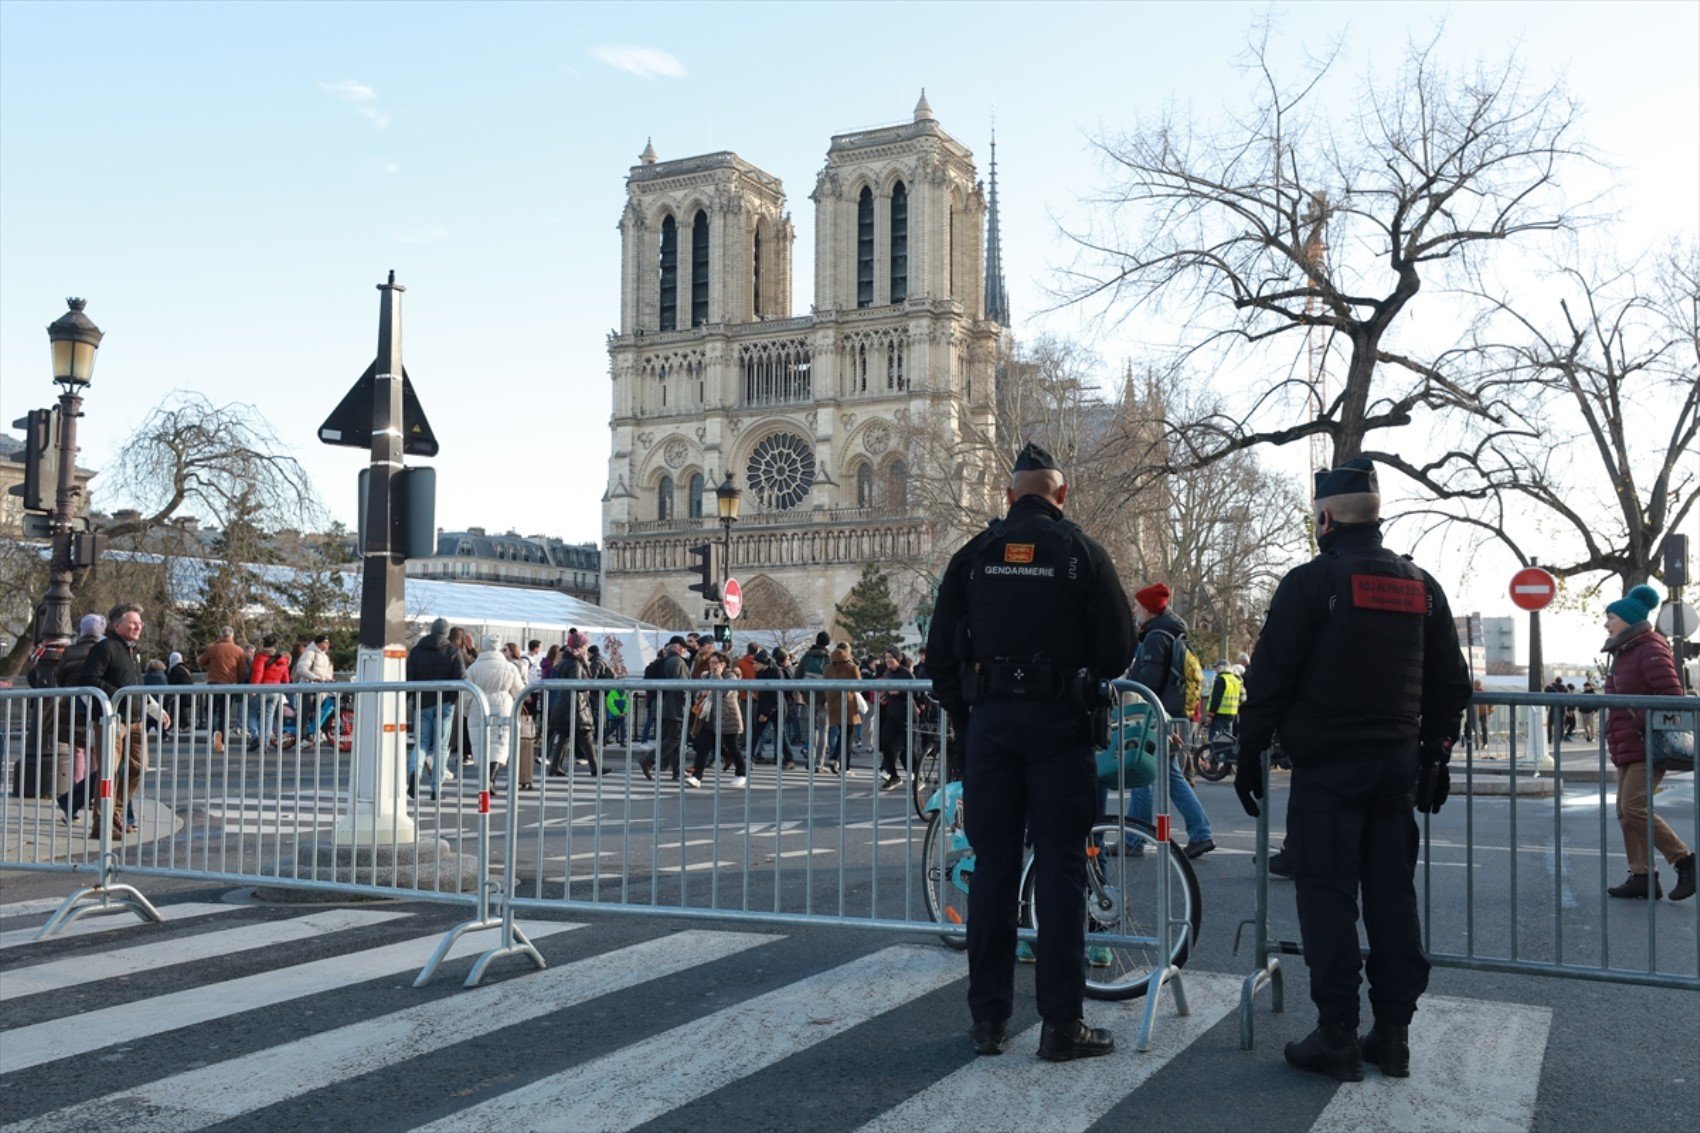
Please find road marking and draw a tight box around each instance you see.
[856,973,1240,1133]
[0,919,582,1074]
[6,928,781,1132]
[1308,996,1551,1132]
[413,943,965,1133]
[0,902,243,951]
[0,896,80,920]
[0,908,399,1000]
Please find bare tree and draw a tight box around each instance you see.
[901,334,1306,656]
[101,392,319,540]
[1393,243,1699,592]
[1,394,320,675]
[1061,24,1599,474]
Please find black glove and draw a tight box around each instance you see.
[1233,743,1262,817]
[1415,738,1452,814]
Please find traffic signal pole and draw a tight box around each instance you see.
[337,272,415,844]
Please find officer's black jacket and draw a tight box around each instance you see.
[923,494,1135,718]
[1239,523,1472,764]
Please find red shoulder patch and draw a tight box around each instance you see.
[1351,574,1427,614]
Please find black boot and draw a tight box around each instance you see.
[1284,1023,1364,1082]
[1037,1019,1114,1062]
[1608,871,1663,899]
[406,773,416,800]
[1671,854,1696,902]
[1360,1021,1410,1077]
[969,1019,1008,1055]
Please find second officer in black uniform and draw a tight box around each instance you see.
[925,443,1136,1061]
[1235,458,1472,1080]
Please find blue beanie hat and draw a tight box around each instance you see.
[1606,584,1661,625]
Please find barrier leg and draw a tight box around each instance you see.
[1236,749,1284,1049]
[37,712,162,940]
[35,875,164,940]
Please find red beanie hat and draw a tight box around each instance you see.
[1135,582,1170,613]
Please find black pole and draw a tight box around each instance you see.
[1527,559,1544,694]
[359,272,406,651]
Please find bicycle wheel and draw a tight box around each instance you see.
[911,741,941,820]
[1020,819,1201,1000]
[921,809,971,951]
[1196,747,1231,782]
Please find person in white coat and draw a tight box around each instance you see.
[467,634,527,788]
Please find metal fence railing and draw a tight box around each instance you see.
[1237,688,1700,1049]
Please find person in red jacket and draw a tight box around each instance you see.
[1602,585,1694,901]
[245,636,292,752]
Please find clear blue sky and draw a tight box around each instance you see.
[2,1,1695,663]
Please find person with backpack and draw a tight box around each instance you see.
[1122,582,1216,860]
[797,631,833,764]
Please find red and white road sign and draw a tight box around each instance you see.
[722,577,743,621]
[1509,566,1557,611]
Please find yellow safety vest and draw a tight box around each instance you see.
[1215,672,1243,716]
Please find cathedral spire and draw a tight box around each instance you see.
[983,119,1010,326]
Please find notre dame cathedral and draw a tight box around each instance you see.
[600,93,1009,634]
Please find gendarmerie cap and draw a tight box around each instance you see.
[1012,442,1060,474]
[1313,457,1379,501]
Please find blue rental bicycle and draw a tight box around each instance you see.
[919,702,1203,1001]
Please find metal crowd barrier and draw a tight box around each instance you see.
[5,673,1196,1029]
[2,681,499,956]
[1238,687,1700,1049]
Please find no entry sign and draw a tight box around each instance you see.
[1509,566,1557,611]
[723,577,743,621]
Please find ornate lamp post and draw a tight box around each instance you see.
[715,472,741,576]
[37,298,103,645]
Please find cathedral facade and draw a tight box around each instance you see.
[601,95,1007,633]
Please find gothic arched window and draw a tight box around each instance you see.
[890,181,908,303]
[688,473,705,518]
[856,463,874,509]
[752,224,763,315]
[658,216,678,331]
[691,209,710,327]
[857,187,875,308]
[657,475,674,521]
[889,460,909,508]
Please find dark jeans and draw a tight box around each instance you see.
[690,728,746,778]
[1287,754,1429,1030]
[963,702,1097,1025]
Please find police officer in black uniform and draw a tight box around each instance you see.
[925,443,1136,1061]
[1235,458,1472,1081]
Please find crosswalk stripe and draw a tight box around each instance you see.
[6,928,782,1132]
[0,896,78,920]
[0,919,583,1075]
[0,902,243,951]
[856,973,1242,1133]
[413,943,966,1133]
[0,908,405,1002]
[1308,996,1551,1132]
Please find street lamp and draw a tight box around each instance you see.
[715,471,741,569]
[713,473,741,643]
[36,299,103,645]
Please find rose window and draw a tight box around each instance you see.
[745,433,816,511]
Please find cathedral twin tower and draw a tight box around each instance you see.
[602,94,1008,634]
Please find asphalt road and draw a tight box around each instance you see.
[3,732,1697,1131]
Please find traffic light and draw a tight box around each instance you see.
[688,543,723,602]
[8,408,58,513]
[713,622,732,647]
[1663,533,1689,589]
[357,466,438,560]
